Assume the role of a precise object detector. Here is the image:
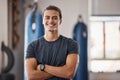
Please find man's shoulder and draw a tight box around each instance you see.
[60,35,71,40]
[29,36,44,46]
[61,35,77,44]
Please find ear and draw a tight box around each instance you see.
[59,19,62,24]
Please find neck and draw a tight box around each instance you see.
[44,31,60,41]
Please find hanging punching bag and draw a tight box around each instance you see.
[25,10,44,46]
[24,10,44,80]
[73,21,88,80]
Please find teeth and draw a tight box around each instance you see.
[49,25,53,26]
[48,24,55,26]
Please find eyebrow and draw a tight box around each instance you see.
[44,15,58,18]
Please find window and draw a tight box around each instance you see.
[90,16,120,72]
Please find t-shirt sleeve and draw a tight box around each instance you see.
[67,39,79,54]
[25,41,37,58]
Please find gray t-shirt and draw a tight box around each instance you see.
[26,35,79,80]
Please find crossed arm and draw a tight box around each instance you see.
[25,54,79,80]
[25,58,53,80]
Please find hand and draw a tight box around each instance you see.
[37,64,40,71]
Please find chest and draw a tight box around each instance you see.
[35,41,68,66]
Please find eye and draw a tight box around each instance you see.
[44,16,49,20]
[53,16,58,20]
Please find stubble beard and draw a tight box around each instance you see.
[48,27,57,33]
[49,30,54,32]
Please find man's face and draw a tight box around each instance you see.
[43,10,62,32]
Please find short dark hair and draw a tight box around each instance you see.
[43,5,62,19]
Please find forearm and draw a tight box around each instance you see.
[26,58,53,80]
[44,54,79,79]
[44,64,75,79]
[27,69,53,80]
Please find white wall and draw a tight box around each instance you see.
[91,0,120,16]
[0,0,8,73]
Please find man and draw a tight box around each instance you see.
[25,5,79,80]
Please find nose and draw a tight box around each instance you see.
[48,18,54,24]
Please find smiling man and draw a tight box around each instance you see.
[25,5,79,80]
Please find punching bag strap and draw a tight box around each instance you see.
[77,14,83,22]
[32,2,38,33]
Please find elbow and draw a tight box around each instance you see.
[27,73,34,80]
[27,72,39,80]
[65,70,75,79]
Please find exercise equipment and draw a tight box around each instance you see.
[26,10,44,45]
[0,42,15,80]
[25,3,44,46]
[73,15,88,80]
[24,2,44,80]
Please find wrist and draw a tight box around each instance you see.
[40,64,45,71]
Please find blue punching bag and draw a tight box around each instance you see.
[26,10,44,45]
[73,21,88,80]
[24,10,44,80]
